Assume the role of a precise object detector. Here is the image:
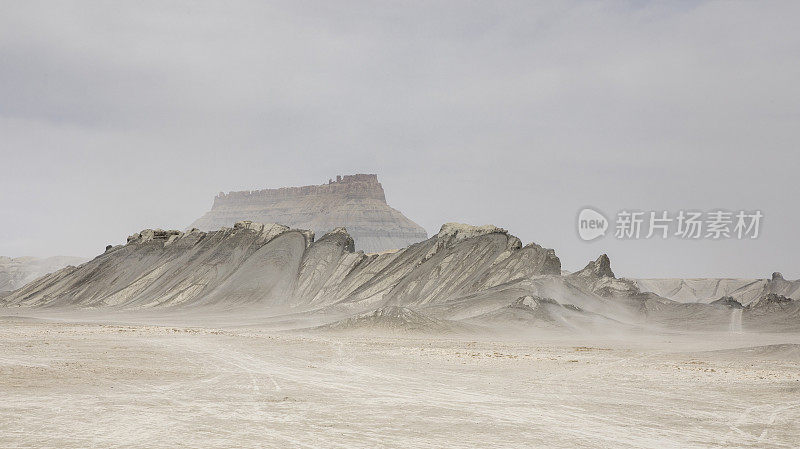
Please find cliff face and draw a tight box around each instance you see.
[190,174,427,253]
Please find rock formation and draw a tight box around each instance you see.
[0,256,87,292]
[570,254,639,297]
[2,222,559,311]
[709,296,744,309]
[190,174,427,253]
[3,221,798,332]
[631,272,800,306]
[749,292,793,309]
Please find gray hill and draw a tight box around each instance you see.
[3,221,797,333]
[630,271,800,306]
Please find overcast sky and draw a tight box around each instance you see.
[1,0,798,278]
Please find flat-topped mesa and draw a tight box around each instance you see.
[191,174,427,254]
[212,173,386,208]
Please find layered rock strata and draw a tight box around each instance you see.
[191,174,427,253]
[4,222,798,332]
[2,222,560,311]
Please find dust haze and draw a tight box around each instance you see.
[2,2,800,448]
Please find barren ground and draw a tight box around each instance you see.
[1,313,799,448]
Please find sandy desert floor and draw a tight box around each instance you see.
[1,314,800,448]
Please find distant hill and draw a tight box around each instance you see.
[631,273,800,305]
[190,174,427,253]
[0,256,87,292]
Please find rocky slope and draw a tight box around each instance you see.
[0,256,87,292]
[3,221,797,332]
[190,174,427,253]
[2,222,559,311]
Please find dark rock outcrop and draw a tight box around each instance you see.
[710,296,744,309]
[749,293,793,309]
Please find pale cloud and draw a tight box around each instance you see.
[1,0,798,277]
